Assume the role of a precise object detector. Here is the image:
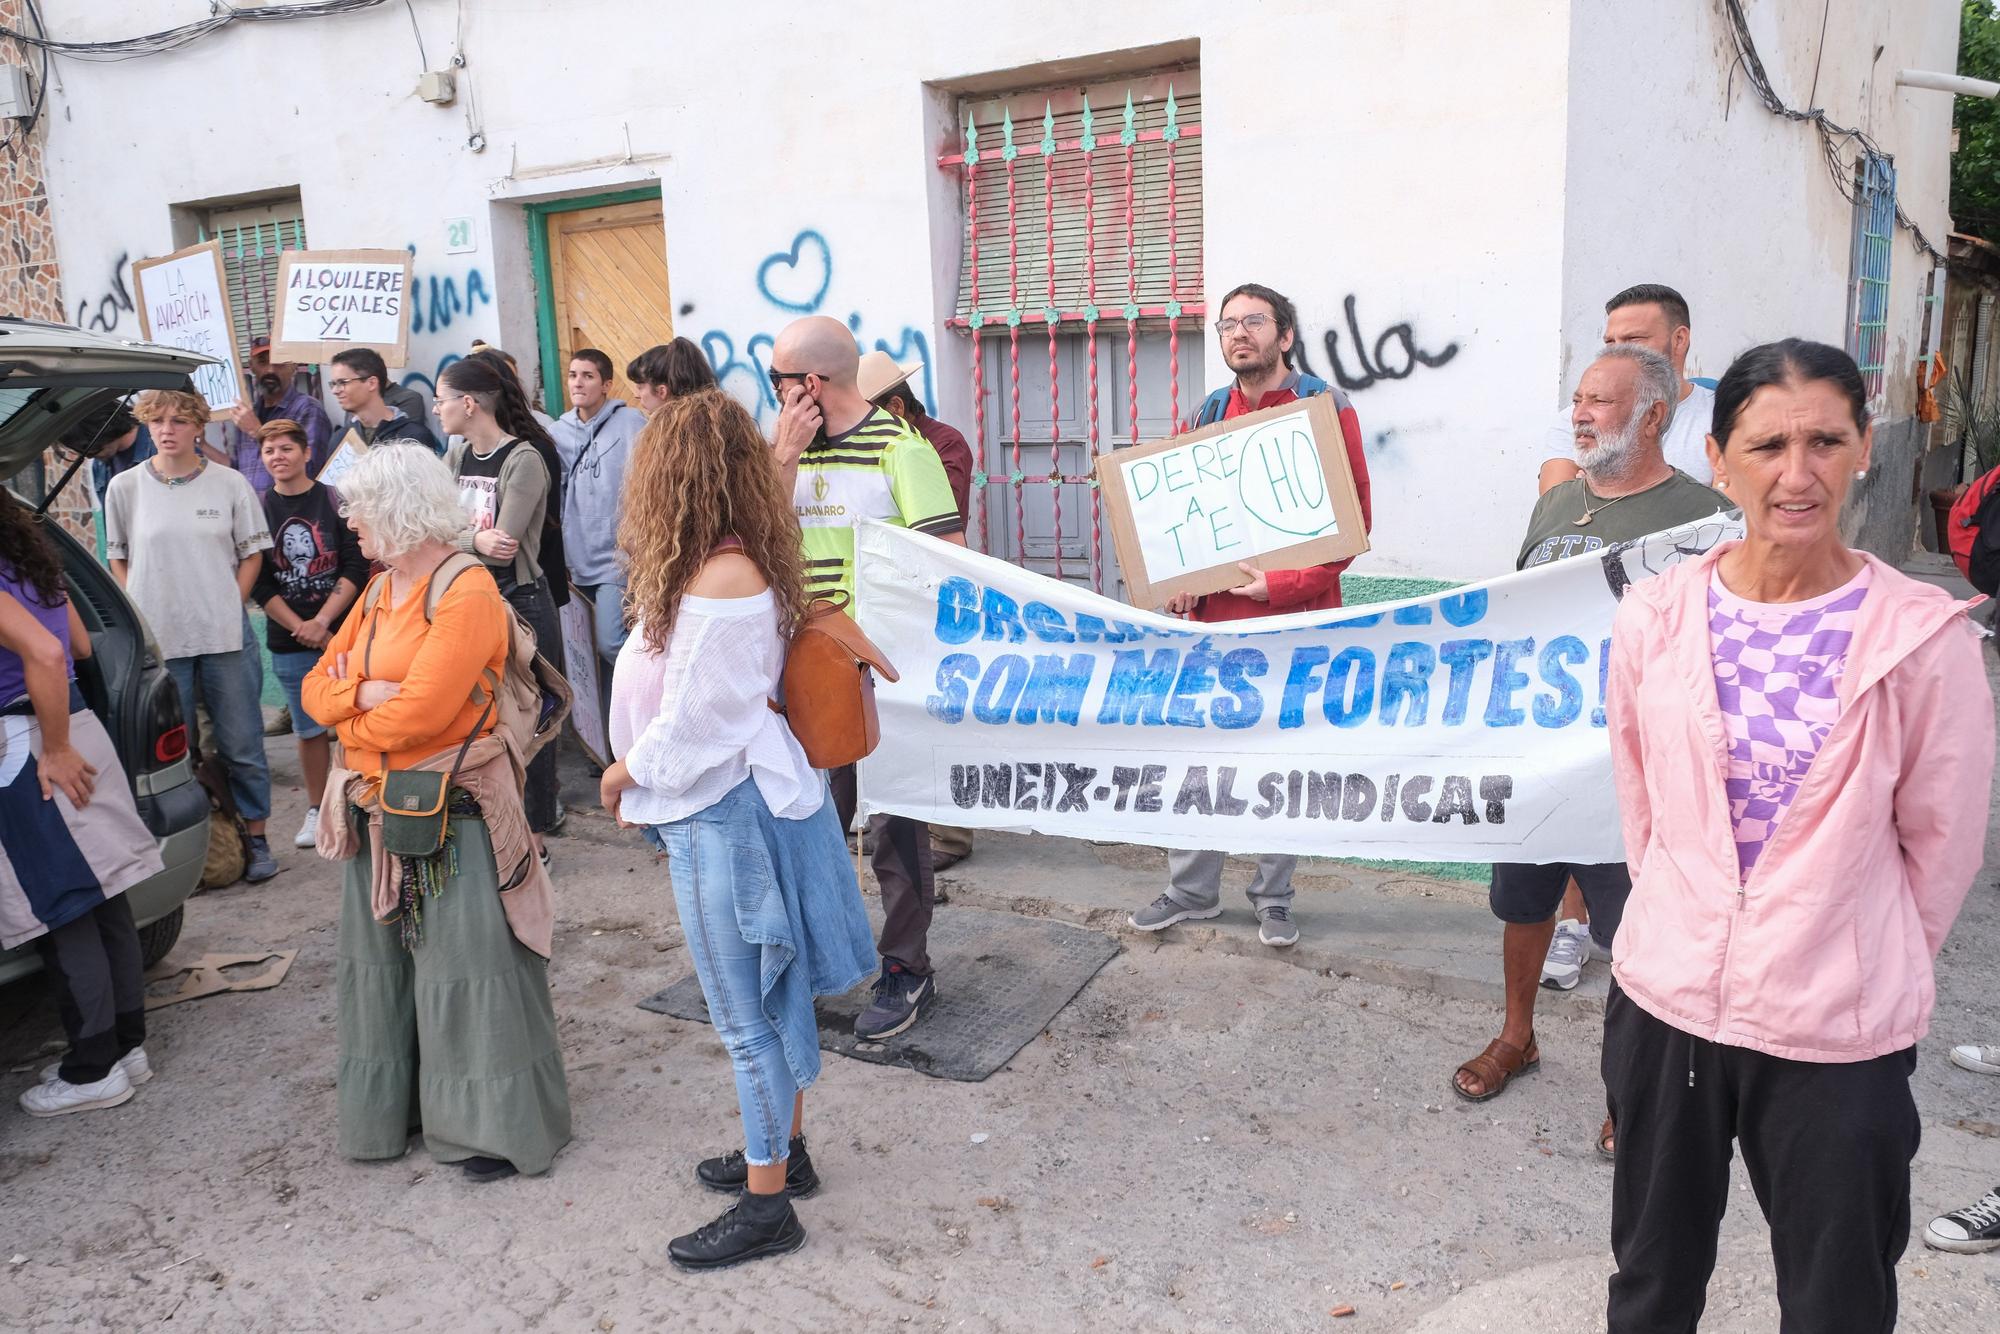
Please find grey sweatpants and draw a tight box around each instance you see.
[35,896,145,1085]
[1165,850,1297,913]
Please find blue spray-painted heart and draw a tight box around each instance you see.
[756,230,832,313]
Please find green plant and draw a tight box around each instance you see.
[1949,364,2000,477]
[1955,1,2000,241]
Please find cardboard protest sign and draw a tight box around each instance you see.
[315,427,368,488]
[130,241,243,417]
[560,591,609,767]
[1094,395,1369,609]
[269,248,413,366]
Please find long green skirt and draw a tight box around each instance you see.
[335,817,572,1175]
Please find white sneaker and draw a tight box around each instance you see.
[20,1064,135,1117]
[41,1045,152,1088]
[1540,919,1590,991]
[1950,1043,2000,1075]
[294,806,321,849]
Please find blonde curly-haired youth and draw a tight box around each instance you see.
[619,389,807,651]
[335,443,470,562]
[131,388,210,425]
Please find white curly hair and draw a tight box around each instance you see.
[335,443,468,560]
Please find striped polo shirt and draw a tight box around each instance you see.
[795,406,964,602]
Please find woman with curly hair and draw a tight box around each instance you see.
[600,389,874,1270]
[0,491,163,1116]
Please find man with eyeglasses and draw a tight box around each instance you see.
[552,348,644,676]
[328,348,441,453]
[770,315,965,1042]
[1127,281,1373,951]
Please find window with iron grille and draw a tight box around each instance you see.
[1847,153,1894,408]
[941,67,1202,590]
[198,194,308,352]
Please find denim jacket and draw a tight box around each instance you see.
[654,778,876,1088]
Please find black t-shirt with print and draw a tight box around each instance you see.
[251,481,371,653]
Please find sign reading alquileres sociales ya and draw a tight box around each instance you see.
[855,514,1742,863]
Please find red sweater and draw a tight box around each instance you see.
[1192,378,1373,623]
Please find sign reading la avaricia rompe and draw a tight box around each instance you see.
[854,514,1742,864]
[268,248,413,366]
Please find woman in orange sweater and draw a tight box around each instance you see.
[303,444,571,1183]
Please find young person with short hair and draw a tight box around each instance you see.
[107,389,279,883]
[553,348,643,675]
[329,349,441,453]
[249,419,369,850]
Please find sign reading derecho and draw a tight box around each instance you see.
[854,514,1742,864]
[1095,395,1369,607]
[130,241,243,416]
[269,248,413,366]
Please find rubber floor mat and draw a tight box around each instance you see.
[637,905,1121,1082]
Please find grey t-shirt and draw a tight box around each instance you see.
[104,461,273,660]
[1517,468,1731,570]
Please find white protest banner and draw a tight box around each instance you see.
[1095,395,1368,607]
[269,248,413,366]
[855,514,1741,863]
[560,592,608,768]
[130,241,242,416]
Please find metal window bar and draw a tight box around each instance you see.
[1850,154,1895,406]
[943,81,1202,592]
[199,210,307,353]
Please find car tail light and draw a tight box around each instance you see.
[140,675,188,773]
[153,724,188,766]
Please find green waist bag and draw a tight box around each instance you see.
[365,571,494,859]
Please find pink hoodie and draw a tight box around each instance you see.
[1607,544,1994,1063]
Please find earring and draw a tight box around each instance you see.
[1717,477,1729,488]
[1855,469,1868,479]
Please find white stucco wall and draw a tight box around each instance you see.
[1559,0,1958,521]
[36,0,1572,579]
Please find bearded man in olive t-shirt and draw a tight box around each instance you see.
[1451,344,1731,1159]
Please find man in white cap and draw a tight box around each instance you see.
[858,349,978,871]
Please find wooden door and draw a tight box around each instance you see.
[545,198,673,408]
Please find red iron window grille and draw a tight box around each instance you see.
[942,74,1203,591]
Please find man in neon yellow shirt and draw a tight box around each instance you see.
[771,316,966,1040]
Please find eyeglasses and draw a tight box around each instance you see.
[767,369,818,391]
[1214,314,1272,336]
[327,377,362,390]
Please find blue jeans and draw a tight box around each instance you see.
[656,781,876,1166]
[167,648,272,823]
[579,581,629,664]
[269,650,327,740]
[670,816,800,1166]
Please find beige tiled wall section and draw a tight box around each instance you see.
[2,5,91,543]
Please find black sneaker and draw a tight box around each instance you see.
[695,1135,820,1198]
[854,962,936,1040]
[668,1190,806,1271]
[1925,1186,2000,1253]
[243,835,280,883]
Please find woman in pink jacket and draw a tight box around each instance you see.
[1604,338,1994,1331]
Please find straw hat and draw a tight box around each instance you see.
[857,349,925,404]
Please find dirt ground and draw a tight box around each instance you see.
[3,743,1998,1333]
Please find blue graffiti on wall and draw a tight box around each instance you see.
[700,228,933,424]
[400,244,494,398]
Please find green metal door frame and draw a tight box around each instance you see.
[525,185,665,413]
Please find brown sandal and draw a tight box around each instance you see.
[1597,1116,1615,1160]
[1452,1035,1540,1102]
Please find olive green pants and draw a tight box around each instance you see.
[335,818,572,1175]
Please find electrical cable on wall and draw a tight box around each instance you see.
[1722,0,1944,262]
[0,1,391,63]
[0,0,52,157]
